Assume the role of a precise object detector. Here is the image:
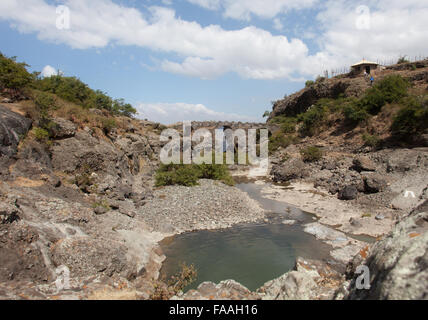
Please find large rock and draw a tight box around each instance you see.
[352,156,376,172]
[344,211,428,300]
[0,105,32,158]
[258,258,343,300]
[338,185,358,200]
[362,173,387,193]
[271,158,308,183]
[50,118,77,139]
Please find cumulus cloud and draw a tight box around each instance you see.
[136,102,260,124]
[315,0,428,67]
[0,0,427,80]
[41,65,57,78]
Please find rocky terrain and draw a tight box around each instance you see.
[0,101,267,300]
[0,58,427,300]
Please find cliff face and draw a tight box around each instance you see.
[268,77,368,119]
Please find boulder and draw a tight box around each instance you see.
[352,156,376,172]
[338,185,358,200]
[362,173,387,193]
[271,158,308,183]
[0,106,32,158]
[50,118,77,139]
[344,211,428,300]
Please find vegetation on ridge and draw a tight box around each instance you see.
[0,52,136,117]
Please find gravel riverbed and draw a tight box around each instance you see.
[139,179,266,235]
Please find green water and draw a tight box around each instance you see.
[160,222,333,292]
[159,182,334,292]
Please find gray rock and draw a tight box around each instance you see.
[362,173,387,194]
[352,156,376,172]
[375,214,385,221]
[0,106,32,158]
[338,186,358,200]
[345,211,428,300]
[93,206,108,215]
[0,201,20,224]
[271,158,308,183]
[50,118,77,139]
[350,217,363,227]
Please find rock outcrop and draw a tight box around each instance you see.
[342,209,428,300]
[0,105,32,158]
[268,77,368,120]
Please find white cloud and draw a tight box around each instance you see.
[136,102,260,124]
[0,0,427,81]
[41,65,57,77]
[186,0,318,20]
[314,0,428,69]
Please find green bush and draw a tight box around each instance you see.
[305,80,315,87]
[34,75,136,117]
[358,75,409,115]
[101,117,117,134]
[298,105,326,136]
[374,75,409,104]
[33,127,50,142]
[0,53,34,90]
[300,146,323,162]
[269,132,299,153]
[362,133,381,148]
[155,163,234,187]
[34,91,57,117]
[391,96,428,138]
[344,104,370,125]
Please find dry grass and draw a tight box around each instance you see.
[11,177,45,188]
[87,287,139,300]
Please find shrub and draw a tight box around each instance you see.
[344,103,370,125]
[305,80,315,87]
[34,91,57,118]
[280,117,297,134]
[33,127,50,142]
[269,132,299,153]
[300,146,323,162]
[298,105,326,136]
[155,162,234,187]
[101,117,117,134]
[391,96,428,138]
[362,133,381,148]
[374,75,409,104]
[357,75,409,115]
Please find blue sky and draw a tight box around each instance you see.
[1,0,427,124]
